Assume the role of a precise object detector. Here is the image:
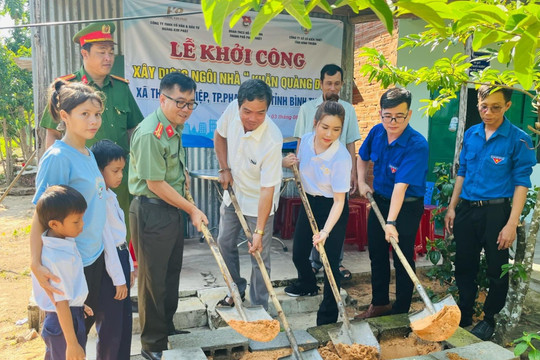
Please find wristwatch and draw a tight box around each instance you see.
[386,220,397,226]
[218,168,231,173]
[254,229,265,235]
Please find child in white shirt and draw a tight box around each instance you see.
[91,139,135,360]
[32,185,92,360]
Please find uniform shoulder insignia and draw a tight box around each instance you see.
[154,122,164,139]
[110,74,130,84]
[56,74,77,82]
[165,125,175,138]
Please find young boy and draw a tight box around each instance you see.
[91,139,135,360]
[32,185,90,360]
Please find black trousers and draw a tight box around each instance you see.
[368,193,423,314]
[83,251,105,336]
[130,197,185,352]
[292,194,349,326]
[454,201,511,325]
[95,247,132,360]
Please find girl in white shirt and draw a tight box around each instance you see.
[283,99,352,325]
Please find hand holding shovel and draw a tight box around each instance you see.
[365,192,461,342]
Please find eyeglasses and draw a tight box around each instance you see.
[381,114,407,124]
[478,104,504,114]
[162,93,198,110]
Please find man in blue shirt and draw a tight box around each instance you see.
[444,84,536,341]
[356,88,428,319]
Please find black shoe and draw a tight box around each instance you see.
[168,328,190,335]
[284,283,319,297]
[470,320,494,340]
[217,292,245,307]
[141,349,162,360]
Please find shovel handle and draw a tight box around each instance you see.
[365,192,436,314]
[291,164,355,342]
[227,187,304,360]
[185,190,248,321]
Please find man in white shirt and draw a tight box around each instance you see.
[294,64,361,278]
[214,79,283,309]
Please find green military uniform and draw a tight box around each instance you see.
[128,107,186,198]
[128,107,186,353]
[40,21,143,241]
[40,68,143,240]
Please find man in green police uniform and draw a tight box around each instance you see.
[40,22,143,240]
[129,72,208,360]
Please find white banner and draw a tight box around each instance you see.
[124,0,343,147]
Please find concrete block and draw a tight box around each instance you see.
[133,297,208,334]
[267,287,348,317]
[431,341,517,360]
[132,313,141,334]
[367,313,410,341]
[444,327,482,348]
[172,297,208,330]
[162,347,207,360]
[249,330,319,351]
[169,328,248,360]
[198,287,229,329]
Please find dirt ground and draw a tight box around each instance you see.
[0,194,45,360]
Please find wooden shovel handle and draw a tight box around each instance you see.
[226,187,303,360]
[185,190,248,321]
[291,164,355,342]
[365,192,436,314]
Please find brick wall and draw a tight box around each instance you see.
[351,20,399,188]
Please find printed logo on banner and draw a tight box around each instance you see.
[242,16,252,27]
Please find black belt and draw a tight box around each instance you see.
[461,198,511,207]
[374,193,423,203]
[117,242,128,251]
[134,195,177,209]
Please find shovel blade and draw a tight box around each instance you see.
[216,304,272,324]
[408,294,458,324]
[328,321,380,352]
[278,348,323,360]
[409,294,461,342]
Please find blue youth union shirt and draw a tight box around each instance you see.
[359,123,429,198]
[457,118,536,200]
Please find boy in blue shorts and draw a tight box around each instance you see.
[91,139,135,360]
[32,185,91,360]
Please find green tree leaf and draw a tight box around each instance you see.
[396,0,448,36]
[514,21,540,89]
[250,1,284,42]
[513,341,528,356]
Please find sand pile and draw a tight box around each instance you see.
[318,341,379,360]
[380,332,442,359]
[447,353,468,360]
[227,319,280,342]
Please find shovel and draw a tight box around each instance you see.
[366,192,461,342]
[290,164,380,352]
[227,187,322,360]
[185,190,279,342]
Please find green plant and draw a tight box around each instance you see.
[513,332,540,360]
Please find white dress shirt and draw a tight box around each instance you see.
[32,233,88,311]
[298,132,352,198]
[294,95,361,145]
[103,188,134,286]
[217,100,283,217]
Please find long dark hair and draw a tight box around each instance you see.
[48,79,104,127]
